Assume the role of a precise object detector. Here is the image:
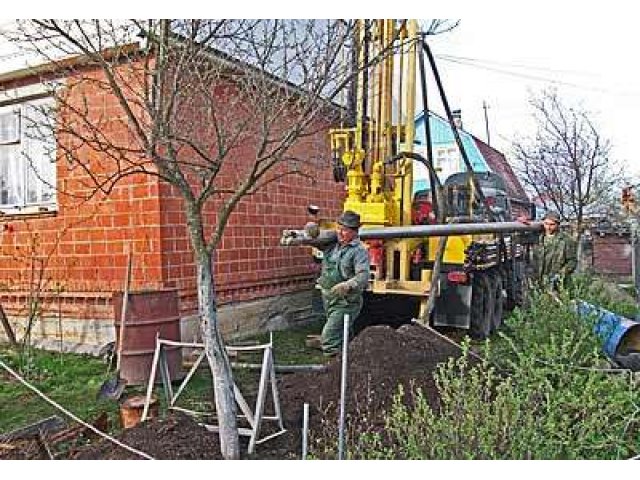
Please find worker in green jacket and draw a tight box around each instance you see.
[280,210,370,356]
[312,210,370,356]
[532,211,577,289]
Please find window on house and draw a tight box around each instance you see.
[0,97,57,213]
[434,146,460,180]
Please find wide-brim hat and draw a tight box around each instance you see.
[543,211,561,223]
[337,210,361,230]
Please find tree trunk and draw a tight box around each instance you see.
[196,247,240,459]
[185,202,240,459]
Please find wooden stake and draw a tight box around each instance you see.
[116,244,133,371]
[0,303,17,347]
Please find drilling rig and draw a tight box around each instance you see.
[283,19,541,339]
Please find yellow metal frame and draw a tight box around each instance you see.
[330,20,418,229]
[329,19,472,302]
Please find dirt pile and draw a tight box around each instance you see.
[278,323,463,428]
[16,323,464,460]
[72,411,222,460]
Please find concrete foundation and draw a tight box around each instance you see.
[0,289,319,356]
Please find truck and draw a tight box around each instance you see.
[283,20,541,339]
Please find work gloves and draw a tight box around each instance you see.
[280,229,303,246]
[279,222,320,246]
[330,280,354,297]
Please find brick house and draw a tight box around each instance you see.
[0,48,345,353]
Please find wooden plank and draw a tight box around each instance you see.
[0,303,17,346]
[248,348,271,454]
[0,416,66,442]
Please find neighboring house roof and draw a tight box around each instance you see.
[414,112,487,172]
[414,110,530,206]
[473,138,530,204]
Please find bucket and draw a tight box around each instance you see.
[575,300,640,358]
[120,395,158,429]
[114,288,183,385]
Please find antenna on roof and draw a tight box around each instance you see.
[483,100,491,146]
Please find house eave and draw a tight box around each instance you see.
[0,42,142,86]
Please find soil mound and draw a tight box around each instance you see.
[45,323,464,459]
[279,323,463,428]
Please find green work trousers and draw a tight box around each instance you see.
[321,293,362,355]
[317,249,362,355]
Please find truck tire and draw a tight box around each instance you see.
[489,271,505,333]
[470,273,493,340]
[504,263,516,311]
[506,261,527,310]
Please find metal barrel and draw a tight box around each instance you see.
[575,300,640,358]
[114,288,183,385]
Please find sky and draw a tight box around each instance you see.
[423,15,640,180]
[2,10,639,183]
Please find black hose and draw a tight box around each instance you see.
[387,150,446,223]
[417,32,439,218]
[421,40,496,223]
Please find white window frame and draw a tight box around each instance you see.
[434,145,461,181]
[0,91,57,215]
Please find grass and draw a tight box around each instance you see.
[0,318,326,437]
[0,346,121,432]
[235,319,326,366]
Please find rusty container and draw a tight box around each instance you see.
[114,288,183,385]
[120,395,158,429]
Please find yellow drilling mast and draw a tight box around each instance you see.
[288,19,542,339]
[330,19,418,229]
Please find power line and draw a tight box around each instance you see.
[0,48,31,63]
[436,53,599,77]
[436,55,640,98]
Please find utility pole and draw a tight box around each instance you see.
[482,100,491,146]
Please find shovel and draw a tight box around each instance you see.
[98,244,133,401]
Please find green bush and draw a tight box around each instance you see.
[351,346,639,459]
[314,281,640,460]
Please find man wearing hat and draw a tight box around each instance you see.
[312,210,370,356]
[532,211,577,288]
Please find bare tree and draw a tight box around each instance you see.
[3,18,365,459]
[420,19,460,36]
[513,88,625,233]
[3,19,458,458]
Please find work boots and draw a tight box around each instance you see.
[305,335,322,350]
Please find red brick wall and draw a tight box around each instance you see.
[158,129,345,316]
[0,61,345,325]
[592,234,632,276]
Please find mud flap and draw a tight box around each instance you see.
[433,281,472,329]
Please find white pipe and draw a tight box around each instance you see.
[302,402,309,460]
[338,313,350,460]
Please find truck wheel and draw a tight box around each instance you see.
[489,272,505,332]
[513,262,530,309]
[506,261,527,310]
[470,273,493,340]
[503,264,516,311]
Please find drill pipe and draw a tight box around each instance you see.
[279,221,542,247]
[358,221,543,240]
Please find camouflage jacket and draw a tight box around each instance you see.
[532,231,577,281]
